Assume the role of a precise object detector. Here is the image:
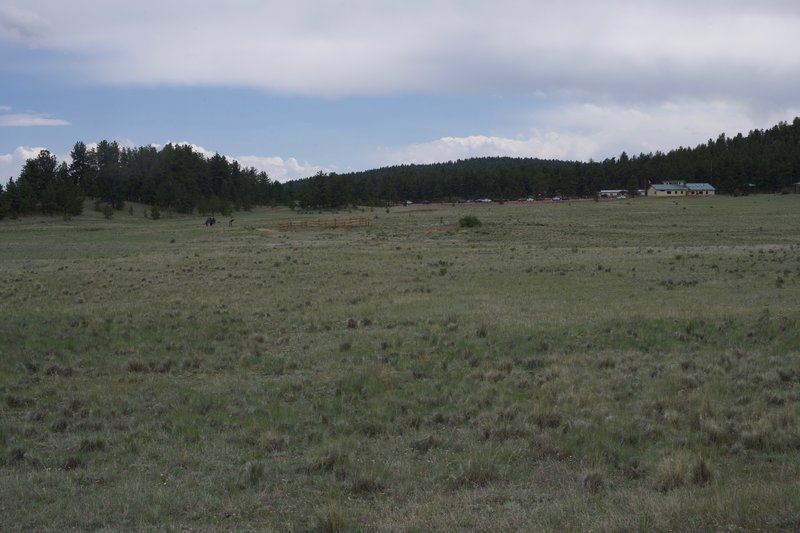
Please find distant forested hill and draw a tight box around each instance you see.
[2,118,799,219]
[286,117,800,207]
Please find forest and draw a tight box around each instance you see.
[1,117,799,219]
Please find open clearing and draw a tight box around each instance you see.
[1,196,799,530]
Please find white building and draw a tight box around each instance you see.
[647,182,715,197]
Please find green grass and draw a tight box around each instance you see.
[1,196,799,530]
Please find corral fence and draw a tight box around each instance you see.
[276,217,370,231]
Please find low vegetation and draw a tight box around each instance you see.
[458,214,482,228]
[1,195,799,530]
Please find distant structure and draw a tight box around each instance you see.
[598,189,647,199]
[647,181,715,197]
[598,189,628,199]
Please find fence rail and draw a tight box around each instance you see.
[276,217,370,231]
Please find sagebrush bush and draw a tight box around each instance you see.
[459,215,482,228]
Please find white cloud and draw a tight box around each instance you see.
[382,133,596,165]
[0,146,49,184]
[0,113,70,126]
[0,5,50,42]
[235,155,326,183]
[0,106,70,127]
[382,99,800,166]
[14,145,49,160]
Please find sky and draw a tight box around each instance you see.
[2,1,800,184]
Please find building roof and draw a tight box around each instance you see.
[650,182,715,192]
[650,184,686,191]
[686,182,715,191]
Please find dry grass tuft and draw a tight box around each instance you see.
[654,456,686,492]
[691,456,713,486]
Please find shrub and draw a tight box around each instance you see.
[459,215,482,228]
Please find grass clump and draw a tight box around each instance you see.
[311,500,349,532]
[238,461,266,488]
[582,471,607,492]
[654,455,713,492]
[654,456,687,492]
[458,215,482,228]
[691,455,713,486]
[447,457,504,490]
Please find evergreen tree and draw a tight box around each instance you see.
[69,141,92,193]
[0,183,8,220]
[44,163,84,218]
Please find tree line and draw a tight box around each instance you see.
[2,118,799,219]
[292,117,799,206]
[0,141,281,219]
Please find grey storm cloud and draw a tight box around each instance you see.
[2,0,799,103]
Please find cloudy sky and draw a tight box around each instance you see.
[2,1,799,183]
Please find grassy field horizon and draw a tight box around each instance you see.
[2,195,799,530]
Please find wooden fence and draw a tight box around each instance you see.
[276,217,370,231]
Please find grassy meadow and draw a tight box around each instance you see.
[1,195,799,531]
